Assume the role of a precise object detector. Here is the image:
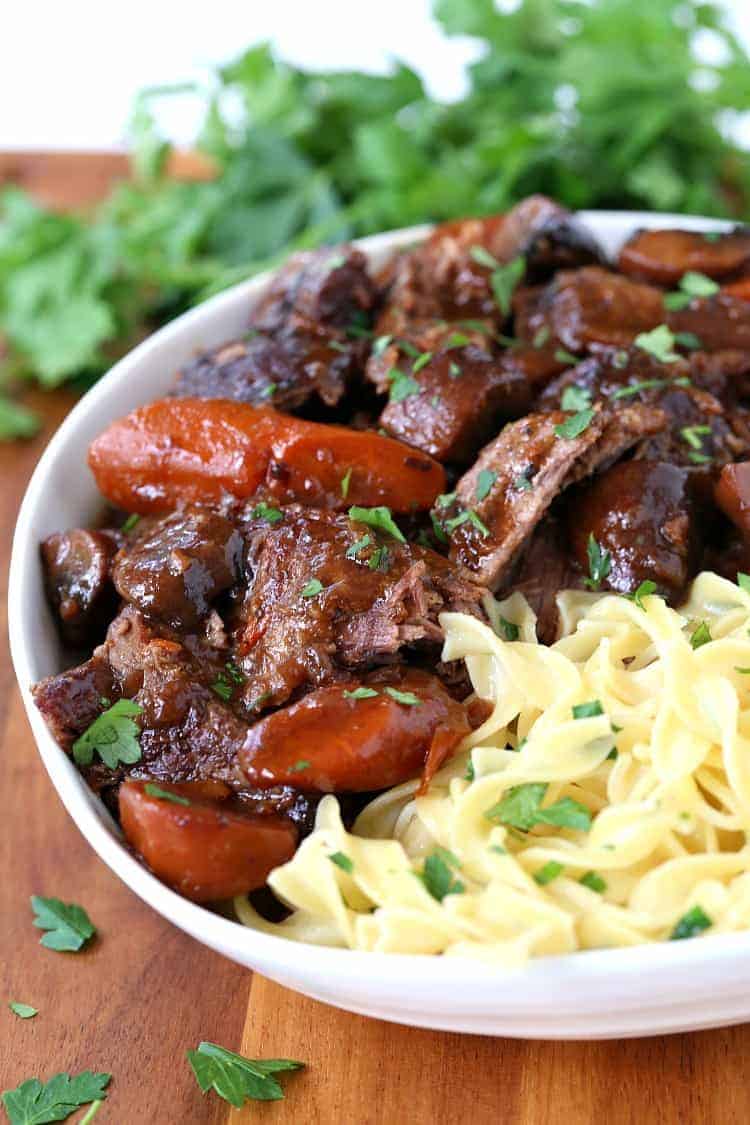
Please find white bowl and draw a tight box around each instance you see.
[11,211,750,1040]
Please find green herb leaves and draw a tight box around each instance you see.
[584,533,611,591]
[348,505,405,542]
[388,367,420,403]
[634,324,679,364]
[343,686,379,701]
[670,905,712,940]
[8,1003,38,1020]
[250,501,284,525]
[144,783,191,806]
[533,861,563,886]
[580,871,607,893]
[383,687,421,706]
[560,384,591,413]
[629,579,658,609]
[2,1070,111,1125]
[664,270,720,310]
[329,852,354,874]
[475,468,497,502]
[690,621,712,650]
[30,896,96,953]
[572,700,604,720]
[554,408,595,439]
[484,782,591,833]
[187,1041,303,1107]
[420,847,465,901]
[300,578,324,599]
[469,248,526,316]
[71,699,142,769]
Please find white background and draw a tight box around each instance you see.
[0,0,748,150]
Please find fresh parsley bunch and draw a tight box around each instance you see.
[1,0,749,436]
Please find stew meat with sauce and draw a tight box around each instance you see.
[32,197,750,904]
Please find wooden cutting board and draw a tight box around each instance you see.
[3,154,750,1124]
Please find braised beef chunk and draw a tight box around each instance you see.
[365,313,494,394]
[514,267,665,352]
[233,506,486,709]
[435,404,665,589]
[173,327,362,411]
[715,461,750,537]
[537,346,750,467]
[41,529,119,648]
[382,196,602,323]
[249,245,377,334]
[378,346,532,462]
[32,653,115,750]
[112,508,243,630]
[567,460,697,599]
[618,227,750,285]
[666,294,750,353]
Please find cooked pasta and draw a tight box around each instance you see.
[235,572,750,962]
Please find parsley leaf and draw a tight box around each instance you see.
[8,1003,38,1020]
[554,408,595,439]
[670,905,712,940]
[329,852,354,874]
[738,572,750,593]
[2,1071,110,1125]
[533,860,564,885]
[384,687,421,706]
[372,335,392,356]
[420,848,465,901]
[496,615,520,642]
[144,783,191,806]
[690,621,712,649]
[348,505,405,542]
[484,782,591,832]
[491,256,526,316]
[30,896,96,953]
[572,700,604,719]
[449,360,462,378]
[71,699,142,769]
[343,686,379,700]
[634,324,679,363]
[0,396,40,441]
[681,424,711,450]
[629,579,658,609]
[340,467,352,498]
[300,578,324,598]
[579,871,607,893]
[187,1041,303,1107]
[288,760,310,774]
[611,378,666,399]
[444,508,490,537]
[121,513,140,533]
[554,348,579,365]
[251,502,283,525]
[346,534,372,559]
[475,468,497,502]
[560,384,591,412]
[388,367,420,403]
[469,245,499,269]
[679,271,720,298]
[412,350,432,373]
[584,533,611,590]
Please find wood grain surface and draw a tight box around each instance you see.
[2,154,750,1125]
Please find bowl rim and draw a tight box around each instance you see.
[12,208,750,1007]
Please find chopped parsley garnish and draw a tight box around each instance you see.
[72,699,142,769]
[384,687,421,706]
[584,533,611,590]
[435,491,456,507]
[211,673,234,701]
[346,534,372,559]
[496,615,520,642]
[444,332,471,349]
[702,231,722,243]
[251,501,283,524]
[680,270,720,298]
[612,349,629,369]
[663,291,691,311]
[412,350,432,373]
[247,691,272,712]
[144,783,191,806]
[688,451,712,465]
[388,367,420,402]
[187,1041,304,1107]
[533,861,564,885]
[348,505,405,542]
[670,905,712,940]
[735,667,750,674]
[475,468,497,502]
[554,348,579,365]
[469,245,499,269]
[430,511,449,544]
[300,578,324,598]
[2,1070,111,1124]
[491,255,526,316]
[343,686,379,700]
[368,545,389,570]
[372,334,392,356]
[8,1003,38,1020]
[629,579,658,609]
[611,377,666,399]
[449,361,462,378]
[554,407,595,439]
[533,326,550,349]
[580,871,607,893]
[329,852,354,874]
[690,621,712,649]
[30,896,96,953]
[484,782,591,832]
[572,700,604,719]
[681,424,711,450]
[674,331,702,350]
[121,513,140,533]
[634,324,679,363]
[513,469,534,491]
[397,339,420,358]
[444,509,490,537]
[327,253,346,270]
[288,760,310,774]
[430,395,441,407]
[420,847,465,901]
[340,467,352,498]
[738,572,750,592]
[260,382,277,397]
[464,758,475,782]
[560,384,591,412]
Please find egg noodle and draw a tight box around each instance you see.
[235,572,750,963]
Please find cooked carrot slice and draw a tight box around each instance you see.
[715,462,750,538]
[722,277,750,302]
[240,670,469,793]
[88,399,445,515]
[119,779,298,902]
